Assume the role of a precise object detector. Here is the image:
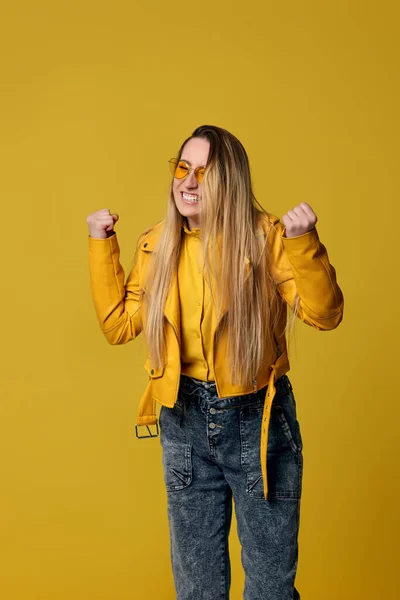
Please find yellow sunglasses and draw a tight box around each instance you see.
[169,158,206,184]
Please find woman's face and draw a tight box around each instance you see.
[172,136,210,230]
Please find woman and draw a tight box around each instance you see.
[87,125,344,599]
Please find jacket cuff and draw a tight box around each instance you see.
[88,232,119,262]
[281,227,320,256]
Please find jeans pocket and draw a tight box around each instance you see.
[240,392,303,499]
[159,405,193,492]
[274,390,303,454]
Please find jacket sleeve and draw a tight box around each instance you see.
[271,221,344,330]
[88,232,144,344]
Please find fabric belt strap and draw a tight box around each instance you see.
[260,364,277,499]
[136,387,157,426]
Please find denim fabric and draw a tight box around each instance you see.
[159,374,303,600]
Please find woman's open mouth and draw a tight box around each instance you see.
[181,192,200,204]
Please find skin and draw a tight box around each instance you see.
[86,208,119,239]
[282,201,318,238]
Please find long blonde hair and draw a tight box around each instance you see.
[143,125,284,387]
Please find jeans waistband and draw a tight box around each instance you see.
[179,373,291,410]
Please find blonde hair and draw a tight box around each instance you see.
[143,125,286,387]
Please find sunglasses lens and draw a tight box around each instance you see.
[174,161,190,179]
[195,167,205,184]
[169,159,190,179]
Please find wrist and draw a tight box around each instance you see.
[89,230,108,239]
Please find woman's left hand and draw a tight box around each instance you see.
[282,202,318,238]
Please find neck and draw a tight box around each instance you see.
[186,216,200,230]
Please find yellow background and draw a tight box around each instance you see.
[1,1,399,598]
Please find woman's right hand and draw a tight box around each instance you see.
[86,209,119,239]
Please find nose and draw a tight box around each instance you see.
[186,169,199,189]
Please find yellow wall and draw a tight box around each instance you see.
[1,1,399,598]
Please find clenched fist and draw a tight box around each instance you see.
[86,209,119,239]
[282,202,317,238]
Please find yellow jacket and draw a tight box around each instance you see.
[88,211,343,498]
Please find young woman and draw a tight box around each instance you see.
[87,125,343,600]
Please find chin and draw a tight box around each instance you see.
[174,198,200,219]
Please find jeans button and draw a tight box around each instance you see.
[209,422,216,429]
[210,408,217,415]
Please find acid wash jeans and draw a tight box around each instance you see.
[159,373,303,600]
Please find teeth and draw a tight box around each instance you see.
[182,193,199,202]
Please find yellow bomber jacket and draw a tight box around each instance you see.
[88,211,344,498]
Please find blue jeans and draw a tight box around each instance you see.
[159,374,303,600]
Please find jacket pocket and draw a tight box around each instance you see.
[144,357,165,379]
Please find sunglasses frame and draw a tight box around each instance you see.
[169,158,206,184]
